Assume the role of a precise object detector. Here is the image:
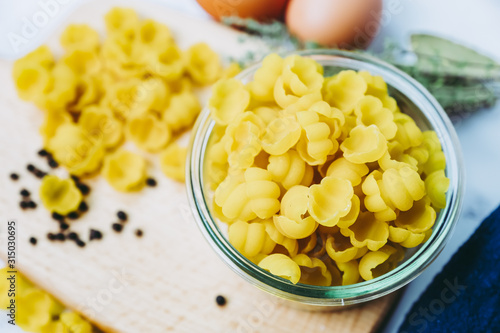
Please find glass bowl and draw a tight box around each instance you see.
[186,49,464,308]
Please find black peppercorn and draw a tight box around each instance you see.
[146,178,157,187]
[78,201,88,212]
[20,189,30,197]
[89,229,103,241]
[34,170,46,179]
[76,240,86,247]
[47,233,56,241]
[112,223,123,232]
[27,164,35,172]
[68,232,78,240]
[10,173,19,181]
[56,233,65,241]
[117,211,128,221]
[20,201,29,209]
[29,237,37,245]
[27,201,37,209]
[52,212,64,221]
[59,222,69,230]
[71,175,80,183]
[38,149,48,157]
[48,159,59,169]
[135,229,143,237]
[67,211,79,220]
[215,295,226,306]
[77,183,90,195]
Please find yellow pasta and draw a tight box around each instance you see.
[245,167,281,219]
[104,7,140,40]
[267,150,313,189]
[340,125,388,164]
[79,106,123,149]
[247,53,284,102]
[214,172,255,221]
[326,157,369,186]
[354,96,397,140]
[358,244,404,280]
[309,177,353,227]
[341,211,389,251]
[48,123,105,176]
[229,220,276,258]
[101,149,147,192]
[425,170,450,209]
[39,175,82,215]
[60,24,100,52]
[395,198,436,233]
[258,253,301,284]
[322,70,367,114]
[185,42,222,85]
[147,44,184,81]
[274,185,318,239]
[261,115,302,156]
[209,78,250,125]
[325,233,366,263]
[160,143,187,182]
[224,112,263,171]
[293,254,332,286]
[296,109,335,165]
[127,113,170,152]
[392,112,424,150]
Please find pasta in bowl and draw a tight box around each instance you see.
[187,50,463,308]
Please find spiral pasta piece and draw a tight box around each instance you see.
[395,198,436,233]
[224,113,263,171]
[309,177,353,227]
[39,175,82,215]
[425,170,450,209]
[341,211,388,251]
[261,116,301,156]
[245,168,281,219]
[127,113,170,152]
[258,254,301,284]
[322,70,367,114]
[185,43,221,85]
[214,172,255,222]
[341,125,388,164]
[229,221,276,258]
[267,150,313,189]
[104,7,139,40]
[325,233,366,263]
[358,244,404,280]
[274,186,318,239]
[160,143,187,182]
[354,96,397,140]
[388,225,426,248]
[247,53,284,102]
[101,149,147,192]
[337,260,360,286]
[296,110,335,165]
[263,219,298,257]
[79,106,123,149]
[209,78,250,126]
[163,91,201,133]
[293,254,332,286]
[392,112,423,150]
[326,157,369,186]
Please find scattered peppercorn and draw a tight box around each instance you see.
[48,159,59,169]
[78,201,88,212]
[27,201,37,209]
[52,212,64,221]
[47,233,56,241]
[135,229,143,237]
[71,175,80,183]
[29,237,37,245]
[67,211,79,220]
[112,223,123,232]
[76,240,86,247]
[20,201,29,209]
[68,232,78,240]
[38,149,48,157]
[10,173,19,181]
[146,177,157,187]
[56,233,66,241]
[216,295,226,306]
[89,229,103,241]
[77,183,90,195]
[59,222,69,230]
[34,170,47,179]
[27,164,35,172]
[20,189,30,197]
[117,211,128,221]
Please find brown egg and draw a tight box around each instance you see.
[196,0,289,21]
[285,0,383,49]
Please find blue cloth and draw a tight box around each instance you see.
[399,205,500,333]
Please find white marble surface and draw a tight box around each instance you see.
[1,0,499,332]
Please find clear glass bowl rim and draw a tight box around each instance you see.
[186,49,464,306]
